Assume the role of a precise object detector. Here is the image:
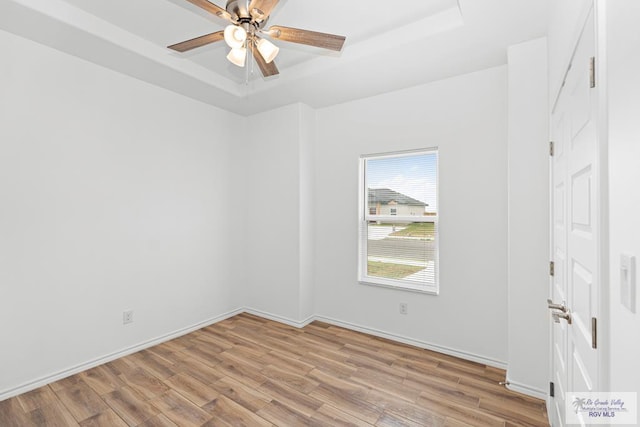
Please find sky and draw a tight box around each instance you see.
[366,152,438,211]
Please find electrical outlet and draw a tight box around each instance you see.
[399,303,408,315]
[123,310,134,325]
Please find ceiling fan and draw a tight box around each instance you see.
[168,0,347,77]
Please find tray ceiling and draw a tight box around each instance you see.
[0,0,549,115]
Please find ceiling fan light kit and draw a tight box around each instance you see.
[226,46,247,67]
[256,38,279,64]
[223,24,247,48]
[169,0,346,78]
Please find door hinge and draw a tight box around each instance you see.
[550,261,555,276]
[590,57,596,88]
[550,381,555,397]
[592,317,598,349]
[549,141,554,156]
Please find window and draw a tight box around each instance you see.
[358,149,438,293]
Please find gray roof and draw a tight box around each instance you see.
[368,188,427,207]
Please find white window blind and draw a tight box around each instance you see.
[358,149,439,293]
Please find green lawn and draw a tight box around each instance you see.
[367,261,424,279]
[390,222,435,238]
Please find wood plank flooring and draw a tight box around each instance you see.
[0,313,549,426]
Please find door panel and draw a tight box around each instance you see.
[550,6,599,427]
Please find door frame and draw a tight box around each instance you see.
[594,0,610,397]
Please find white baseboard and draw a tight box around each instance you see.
[505,378,548,400]
[0,308,243,401]
[313,315,508,370]
[239,309,507,370]
[243,307,314,328]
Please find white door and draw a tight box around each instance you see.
[549,6,600,427]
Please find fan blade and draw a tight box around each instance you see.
[250,42,279,77]
[249,0,279,20]
[268,26,345,51]
[184,0,232,21]
[168,31,225,52]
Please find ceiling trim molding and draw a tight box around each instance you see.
[248,4,464,96]
[1,0,243,96]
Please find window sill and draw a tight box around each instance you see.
[358,279,439,295]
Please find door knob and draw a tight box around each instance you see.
[547,298,568,313]
[552,311,572,324]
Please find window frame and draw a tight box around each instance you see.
[358,148,439,294]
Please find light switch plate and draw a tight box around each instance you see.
[620,254,636,313]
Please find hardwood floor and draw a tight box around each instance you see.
[1,313,549,426]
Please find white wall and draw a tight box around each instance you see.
[240,103,315,324]
[314,66,509,366]
[0,29,243,398]
[506,37,550,397]
[606,0,640,403]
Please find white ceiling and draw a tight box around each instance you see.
[0,0,549,115]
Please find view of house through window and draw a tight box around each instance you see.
[359,149,438,293]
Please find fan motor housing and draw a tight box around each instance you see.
[226,0,268,28]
